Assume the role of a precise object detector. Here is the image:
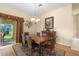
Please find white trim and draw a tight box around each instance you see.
[56,41,70,47]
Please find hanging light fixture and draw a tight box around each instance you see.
[30,17,40,23]
[30,17,36,22]
[30,4,43,23]
[25,4,42,28]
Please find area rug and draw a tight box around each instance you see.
[12,44,65,56]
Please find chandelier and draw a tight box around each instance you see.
[25,4,43,28]
[25,17,40,28]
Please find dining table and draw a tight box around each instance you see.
[30,34,48,44]
[29,34,49,55]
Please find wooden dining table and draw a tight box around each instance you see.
[30,34,48,44]
[29,34,49,55]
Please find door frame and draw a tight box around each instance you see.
[0,13,24,43]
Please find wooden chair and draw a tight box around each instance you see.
[40,31,56,55]
[37,32,40,37]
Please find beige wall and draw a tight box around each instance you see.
[0,4,36,34]
[35,5,74,46]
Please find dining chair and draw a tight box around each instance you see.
[41,31,47,37]
[22,32,39,55]
[47,39,56,55]
[37,32,40,36]
[26,35,40,55]
[21,32,30,45]
[21,33,27,47]
[39,37,56,56]
[25,35,32,55]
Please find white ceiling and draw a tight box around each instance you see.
[2,3,71,16]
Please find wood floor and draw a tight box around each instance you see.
[55,44,79,56]
[0,44,79,56]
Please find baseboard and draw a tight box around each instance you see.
[56,42,70,47]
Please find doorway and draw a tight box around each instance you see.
[0,20,16,45]
[0,13,24,46]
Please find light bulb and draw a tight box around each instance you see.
[30,18,35,22]
[36,18,40,22]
